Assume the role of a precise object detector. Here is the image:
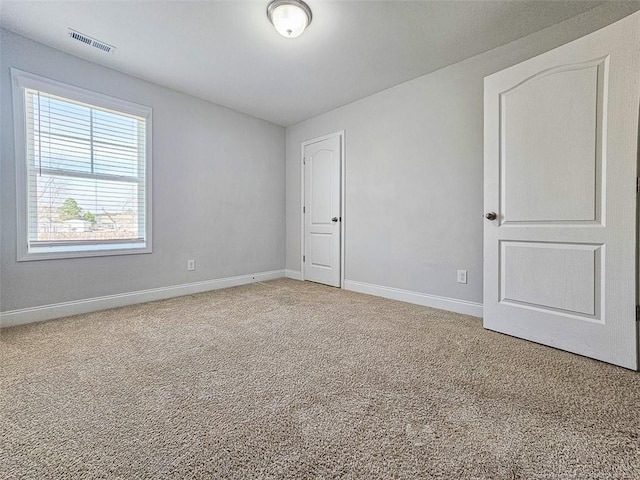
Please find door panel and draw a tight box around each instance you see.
[310,233,333,268]
[484,12,640,369]
[501,60,603,224]
[304,134,341,287]
[311,150,333,224]
[500,242,600,318]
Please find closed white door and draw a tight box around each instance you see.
[483,12,640,370]
[303,134,341,287]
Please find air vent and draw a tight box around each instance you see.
[68,28,115,54]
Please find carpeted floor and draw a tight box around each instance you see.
[1,279,639,479]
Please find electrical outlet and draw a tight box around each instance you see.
[457,269,468,284]
[187,259,196,271]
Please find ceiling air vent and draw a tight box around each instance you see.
[68,28,115,54]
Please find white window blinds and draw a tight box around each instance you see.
[13,69,152,260]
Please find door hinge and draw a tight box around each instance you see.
[636,305,640,322]
[303,158,306,165]
[637,177,640,194]
[303,255,305,263]
[303,206,305,214]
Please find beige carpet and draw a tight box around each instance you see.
[1,279,639,479]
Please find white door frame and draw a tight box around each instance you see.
[300,130,346,288]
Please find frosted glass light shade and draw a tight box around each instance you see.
[267,0,312,38]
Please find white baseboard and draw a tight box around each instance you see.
[285,269,302,281]
[0,269,286,328]
[343,279,483,318]
[1,272,483,328]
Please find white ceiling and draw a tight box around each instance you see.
[0,0,616,126]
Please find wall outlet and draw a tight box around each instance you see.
[457,269,468,284]
[187,259,196,271]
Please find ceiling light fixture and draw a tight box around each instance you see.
[267,0,312,38]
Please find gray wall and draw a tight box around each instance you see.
[285,3,640,305]
[1,29,286,312]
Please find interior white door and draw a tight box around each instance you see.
[303,134,341,287]
[483,12,640,370]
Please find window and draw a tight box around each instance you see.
[12,69,152,260]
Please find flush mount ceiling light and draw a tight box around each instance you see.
[267,0,312,38]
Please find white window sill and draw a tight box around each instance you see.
[18,243,152,262]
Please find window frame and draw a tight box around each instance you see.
[11,68,153,261]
